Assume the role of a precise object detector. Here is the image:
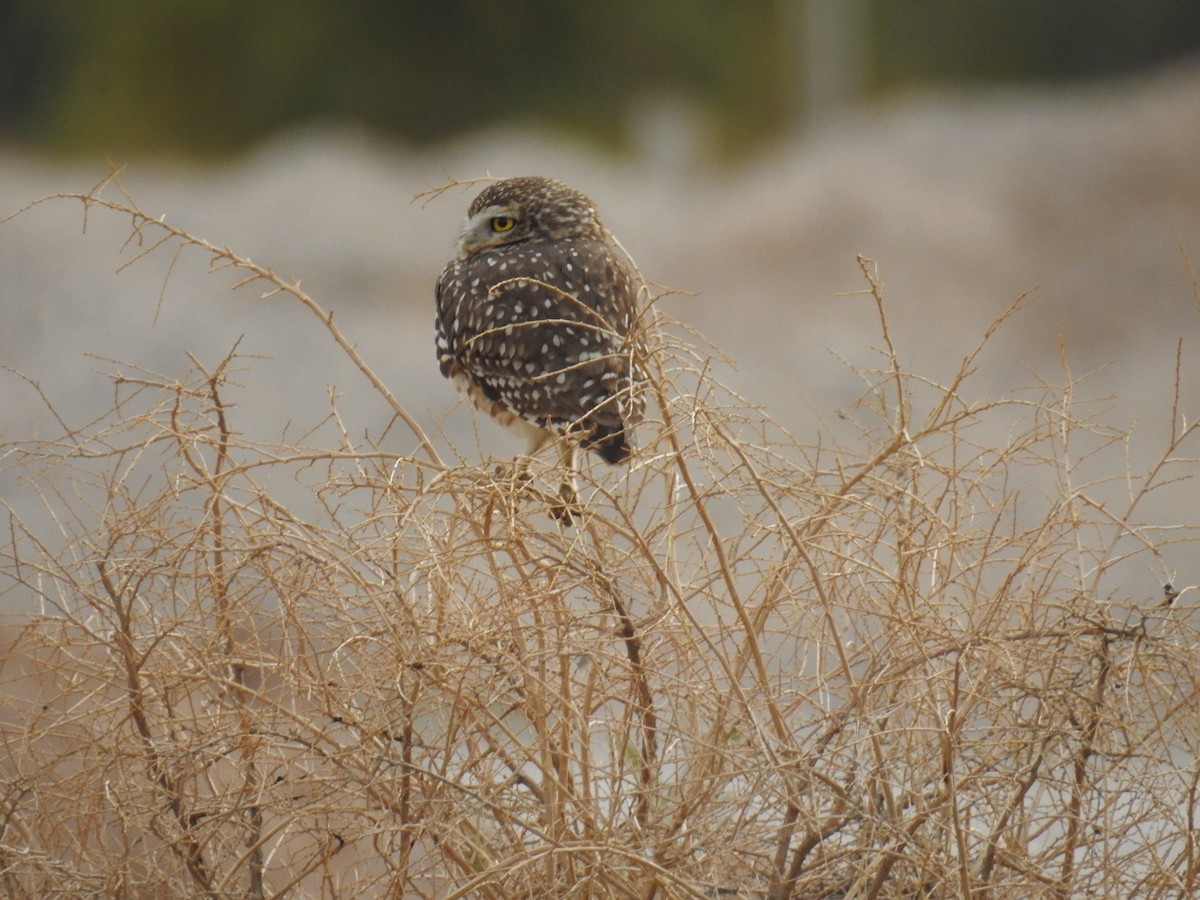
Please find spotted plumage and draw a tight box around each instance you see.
[435,176,645,518]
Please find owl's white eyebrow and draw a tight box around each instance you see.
[478,204,518,218]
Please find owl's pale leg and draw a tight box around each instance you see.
[510,423,580,524]
[511,427,549,482]
[551,439,581,525]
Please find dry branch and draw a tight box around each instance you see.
[1,181,1198,897]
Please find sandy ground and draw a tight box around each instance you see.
[2,58,1198,609]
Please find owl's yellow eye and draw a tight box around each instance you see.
[490,215,516,233]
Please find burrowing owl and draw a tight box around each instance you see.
[435,176,645,520]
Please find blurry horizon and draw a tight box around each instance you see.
[2,1,1199,162]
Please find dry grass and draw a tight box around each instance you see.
[1,180,1199,898]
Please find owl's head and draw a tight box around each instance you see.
[456,176,607,258]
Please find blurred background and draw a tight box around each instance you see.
[3,1,1200,159]
[2,1,1199,602]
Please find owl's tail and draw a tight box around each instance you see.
[584,423,633,465]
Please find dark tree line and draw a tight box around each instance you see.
[1,0,1197,159]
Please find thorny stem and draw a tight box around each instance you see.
[6,181,440,465]
[97,557,217,894]
[191,352,267,897]
[1058,632,1113,896]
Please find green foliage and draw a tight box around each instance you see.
[1,1,1198,158]
[874,0,1200,86]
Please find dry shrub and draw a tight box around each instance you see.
[1,183,1199,898]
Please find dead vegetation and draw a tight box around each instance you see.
[1,182,1199,898]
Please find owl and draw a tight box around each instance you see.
[435,176,645,521]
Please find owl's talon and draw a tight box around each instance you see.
[551,482,581,526]
[550,502,580,526]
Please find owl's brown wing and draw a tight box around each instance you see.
[436,239,640,441]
